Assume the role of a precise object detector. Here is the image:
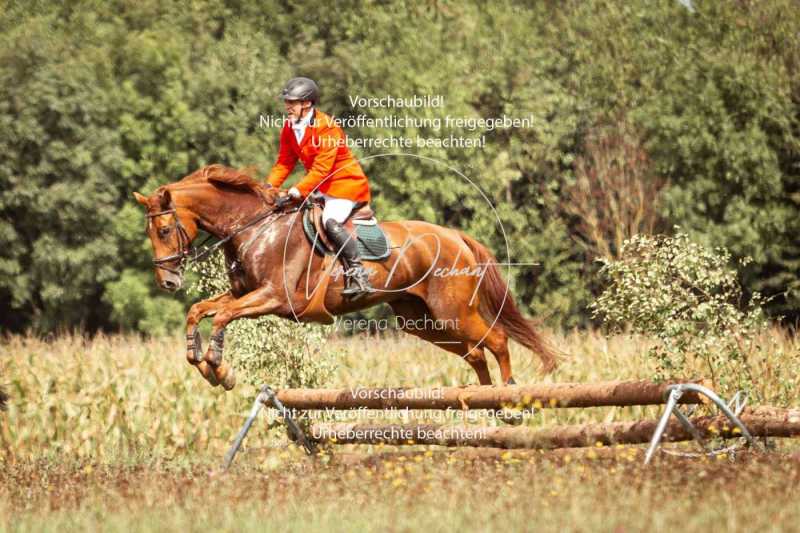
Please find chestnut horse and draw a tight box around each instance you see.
[134,165,557,390]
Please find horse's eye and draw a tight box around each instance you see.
[158,226,171,239]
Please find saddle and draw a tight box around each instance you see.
[301,196,392,261]
[295,195,392,325]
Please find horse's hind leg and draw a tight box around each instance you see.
[452,310,519,385]
[481,327,516,385]
[415,336,493,386]
[390,298,493,385]
[430,337,493,386]
[420,292,517,385]
[459,343,492,385]
[446,312,529,423]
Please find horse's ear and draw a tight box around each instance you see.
[158,188,172,209]
[133,192,149,207]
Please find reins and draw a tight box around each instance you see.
[146,203,298,276]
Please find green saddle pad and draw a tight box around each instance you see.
[302,209,392,261]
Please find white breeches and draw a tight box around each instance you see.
[321,194,356,224]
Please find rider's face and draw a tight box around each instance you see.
[285,99,312,121]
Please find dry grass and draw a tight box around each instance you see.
[3,449,800,532]
[1,328,799,531]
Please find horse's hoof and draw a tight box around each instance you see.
[204,350,220,368]
[506,376,516,385]
[197,361,220,387]
[219,366,236,391]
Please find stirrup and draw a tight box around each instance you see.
[341,266,374,298]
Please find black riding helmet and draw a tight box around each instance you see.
[280,77,320,104]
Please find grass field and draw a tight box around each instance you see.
[1,328,799,532]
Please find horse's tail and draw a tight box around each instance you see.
[457,231,558,374]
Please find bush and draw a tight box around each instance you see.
[592,232,769,400]
[187,251,338,388]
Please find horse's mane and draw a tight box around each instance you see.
[176,164,265,198]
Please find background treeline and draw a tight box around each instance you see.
[1,0,798,334]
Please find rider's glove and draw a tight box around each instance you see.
[276,187,301,209]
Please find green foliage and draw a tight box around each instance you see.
[187,251,338,388]
[0,1,286,332]
[592,232,769,399]
[1,0,799,333]
[554,0,800,316]
[102,269,185,335]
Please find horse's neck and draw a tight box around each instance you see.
[175,184,265,238]
[229,210,314,289]
[231,209,302,258]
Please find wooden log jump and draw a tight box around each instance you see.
[222,381,800,469]
[274,380,703,410]
[308,407,800,450]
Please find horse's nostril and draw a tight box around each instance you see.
[163,280,177,290]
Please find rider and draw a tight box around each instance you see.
[265,76,374,299]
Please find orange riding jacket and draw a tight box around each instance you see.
[266,109,370,203]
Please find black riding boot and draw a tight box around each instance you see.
[324,219,374,299]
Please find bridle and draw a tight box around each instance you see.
[146,203,294,276]
[146,207,193,275]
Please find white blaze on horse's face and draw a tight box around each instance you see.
[134,190,186,292]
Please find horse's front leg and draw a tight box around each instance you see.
[203,287,284,391]
[186,291,236,387]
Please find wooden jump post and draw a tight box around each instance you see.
[272,380,704,410]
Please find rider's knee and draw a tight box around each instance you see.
[322,196,355,225]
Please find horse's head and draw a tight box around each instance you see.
[134,165,280,291]
[133,186,198,292]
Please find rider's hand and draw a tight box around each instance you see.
[275,193,293,209]
[276,187,302,209]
